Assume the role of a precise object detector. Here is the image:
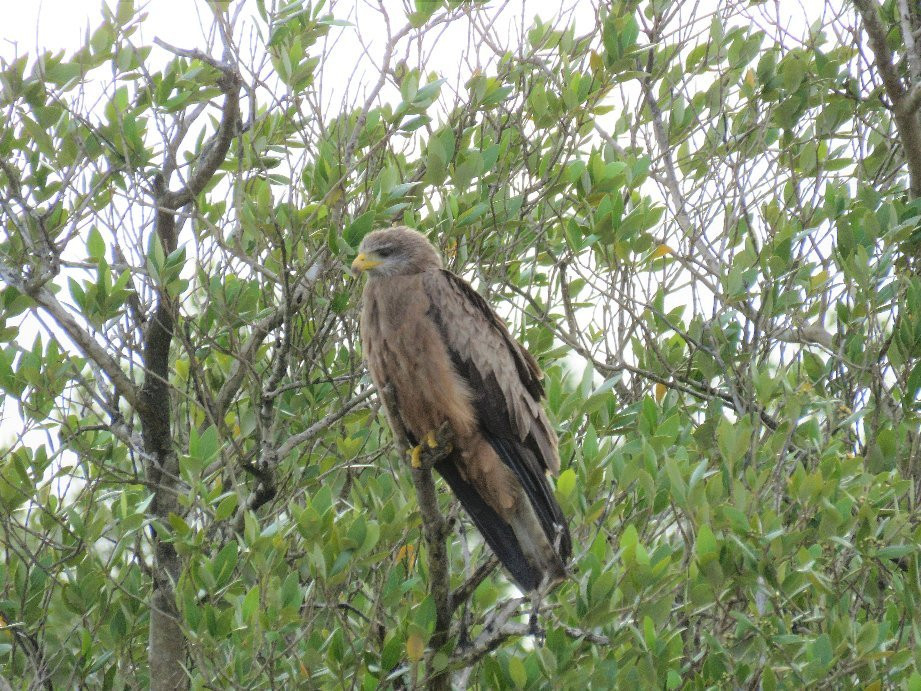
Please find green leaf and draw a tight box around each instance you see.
[45,61,83,86]
[873,544,914,559]
[214,493,238,521]
[508,656,527,688]
[418,594,437,630]
[412,78,445,107]
[386,181,421,200]
[189,425,219,467]
[280,571,302,609]
[116,0,135,25]
[360,520,380,554]
[643,615,656,648]
[782,56,806,92]
[556,468,576,499]
[695,523,718,563]
[344,211,375,247]
[810,633,832,666]
[716,416,752,470]
[409,0,440,28]
[68,278,86,311]
[456,202,487,227]
[481,84,513,107]
[146,233,166,280]
[242,585,260,623]
[211,542,238,589]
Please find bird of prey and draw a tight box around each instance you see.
[352,227,571,592]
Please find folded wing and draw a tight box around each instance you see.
[422,270,572,568]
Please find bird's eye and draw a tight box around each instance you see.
[376,246,395,257]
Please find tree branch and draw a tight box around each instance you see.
[276,387,376,459]
[213,258,325,420]
[450,597,530,669]
[12,278,140,410]
[549,613,612,646]
[638,68,721,276]
[410,439,454,691]
[902,82,921,116]
[164,74,241,209]
[854,0,921,197]
[634,56,837,349]
[333,13,413,228]
[450,554,499,611]
[379,385,454,691]
[897,0,921,84]
[141,42,242,691]
[854,0,905,100]
[152,37,237,74]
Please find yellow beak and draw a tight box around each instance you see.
[351,252,381,274]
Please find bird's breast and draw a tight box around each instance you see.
[361,277,476,441]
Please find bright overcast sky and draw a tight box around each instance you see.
[1,1,218,60]
[0,0,597,123]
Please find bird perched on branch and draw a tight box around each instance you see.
[352,227,571,592]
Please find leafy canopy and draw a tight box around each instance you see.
[1,0,921,688]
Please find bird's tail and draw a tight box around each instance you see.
[487,436,572,568]
[434,437,571,592]
[434,458,542,590]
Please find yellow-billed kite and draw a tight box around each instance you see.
[352,227,571,591]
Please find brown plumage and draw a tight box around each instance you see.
[352,227,571,591]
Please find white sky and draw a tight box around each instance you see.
[2,1,218,59]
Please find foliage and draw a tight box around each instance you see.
[1,0,921,688]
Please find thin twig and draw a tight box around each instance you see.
[450,554,500,611]
[276,387,377,458]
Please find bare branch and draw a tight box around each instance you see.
[854,0,905,99]
[550,614,612,646]
[450,554,499,610]
[276,387,376,458]
[897,0,921,84]
[380,385,454,691]
[450,597,529,669]
[164,74,241,209]
[214,258,325,419]
[854,0,921,197]
[153,37,236,75]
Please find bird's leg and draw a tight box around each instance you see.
[409,428,448,469]
[528,577,555,644]
[528,592,546,644]
[409,444,424,469]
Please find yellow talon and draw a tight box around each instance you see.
[410,430,445,468]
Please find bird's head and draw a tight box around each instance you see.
[351,227,443,277]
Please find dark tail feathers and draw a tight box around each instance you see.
[434,458,542,590]
[487,436,572,563]
[433,437,571,592]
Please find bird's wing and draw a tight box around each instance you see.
[422,269,558,464]
[422,269,570,563]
